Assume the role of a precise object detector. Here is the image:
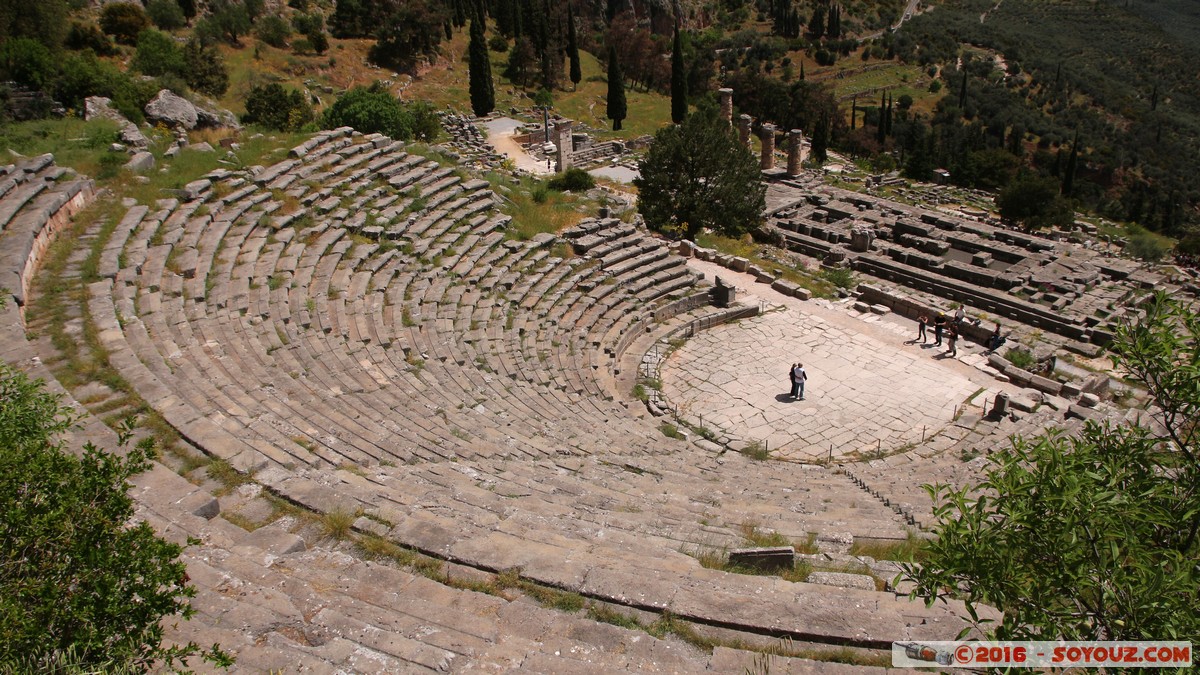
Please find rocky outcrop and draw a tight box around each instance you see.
[144,89,198,130]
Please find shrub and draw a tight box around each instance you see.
[488,33,508,52]
[254,14,291,48]
[100,2,152,45]
[183,39,229,97]
[321,83,416,139]
[306,30,328,54]
[1005,347,1034,370]
[0,363,232,670]
[194,0,251,45]
[243,82,312,131]
[1125,228,1169,262]
[146,0,187,30]
[132,29,186,78]
[547,168,595,192]
[0,38,55,90]
[66,22,118,56]
[291,11,324,35]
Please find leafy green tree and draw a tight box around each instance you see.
[194,0,251,46]
[634,104,766,241]
[467,14,494,117]
[566,3,580,91]
[132,29,186,78]
[0,363,231,671]
[605,45,626,131]
[367,0,447,70]
[254,14,291,48]
[100,3,152,46]
[0,0,68,51]
[321,83,438,140]
[0,38,55,89]
[996,172,1073,232]
[906,292,1200,642]
[670,23,687,124]
[1062,131,1080,197]
[243,83,312,131]
[547,167,594,192]
[183,39,229,97]
[307,29,328,54]
[65,22,117,56]
[146,0,187,31]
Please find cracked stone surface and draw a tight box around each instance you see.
[661,295,980,462]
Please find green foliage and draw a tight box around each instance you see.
[254,14,291,49]
[467,15,494,117]
[322,83,435,140]
[132,29,185,78]
[146,0,187,31]
[546,168,594,192]
[1125,226,1170,262]
[635,104,764,241]
[194,0,251,46]
[996,172,1073,232]
[366,0,447,70]
[670,25,687,124]
[0,364,231,671]
[0,38,54,90]
[0,0,68,50]
[99,2,151,46]
[1004,346,1034,370]
[243,82,313,131]
[65,22,117,56]
[906,293,1200,642]
[605,45,626,131]
[182,39,229,97]
[53,52,160,122]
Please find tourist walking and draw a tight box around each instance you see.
[933,313,945,347]
[788,363,799,398]
[946,325,958,357]
[792,363,807,400]
[917,314,928,343]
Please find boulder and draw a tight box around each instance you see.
[84,96,125,123]
[119,123,149,148]
[124,151,155,173]
[144,89,198,130]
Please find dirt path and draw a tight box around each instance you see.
[480,117,554,176]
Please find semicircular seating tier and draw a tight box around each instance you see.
[4,139,1000,663]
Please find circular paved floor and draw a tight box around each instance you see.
[660,307,981,461]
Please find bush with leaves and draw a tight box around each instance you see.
[905,292,1200,642]
[0,38,55,90]
[65,22,117,56]
[322,84,441,142]
[254,14,291,48]
[132,29,186,78]
[182,39,229,97]
[194,0,251,46]
[0,363,232,671]
[242,82,312,131]
[99,2,152,46]
[53,51,160,122]
[547,168,595,192]
[146,0,187,31]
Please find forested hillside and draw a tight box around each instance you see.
[888,0,1199,235]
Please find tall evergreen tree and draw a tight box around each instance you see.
[885,93,893,137]
[606,45,626,131]
[958,71,968,109]
[811,112,829,162]
[876,93,886,144]
[850,97,856,130]
[468,14,494,117]
[566,3,581,91]
[670,22,687,124]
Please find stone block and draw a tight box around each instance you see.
[1005,366,1033,386]
[815,532,853,555]
[175,491,220,519]
[1079,392,1100,407]
[852,301,870,313]
[729,256,750,272]
[869,304,890,315]
[124,151,155,174]
[728,547,794,573]
[987,353,1009,371]
[806,571,876,591]
[792,286,812,300]
[1060,381,1082,398]
[1027,374,1063,396]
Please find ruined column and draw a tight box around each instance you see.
[787,129,805,176]
[759,123,776,170]
[554,119,573,172]
[718,88,734,126]
[738,114,753,148]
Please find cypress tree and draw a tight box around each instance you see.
[876,93,886,144]
[606,45,626,131]
[850,97,856,130]
[468,14,494,117]
[885,93,893,137]
[958,72,968,109]
[811,112,829,162]
[670,22,687,124]
[567,3,581,91]
[799,61,805,80]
